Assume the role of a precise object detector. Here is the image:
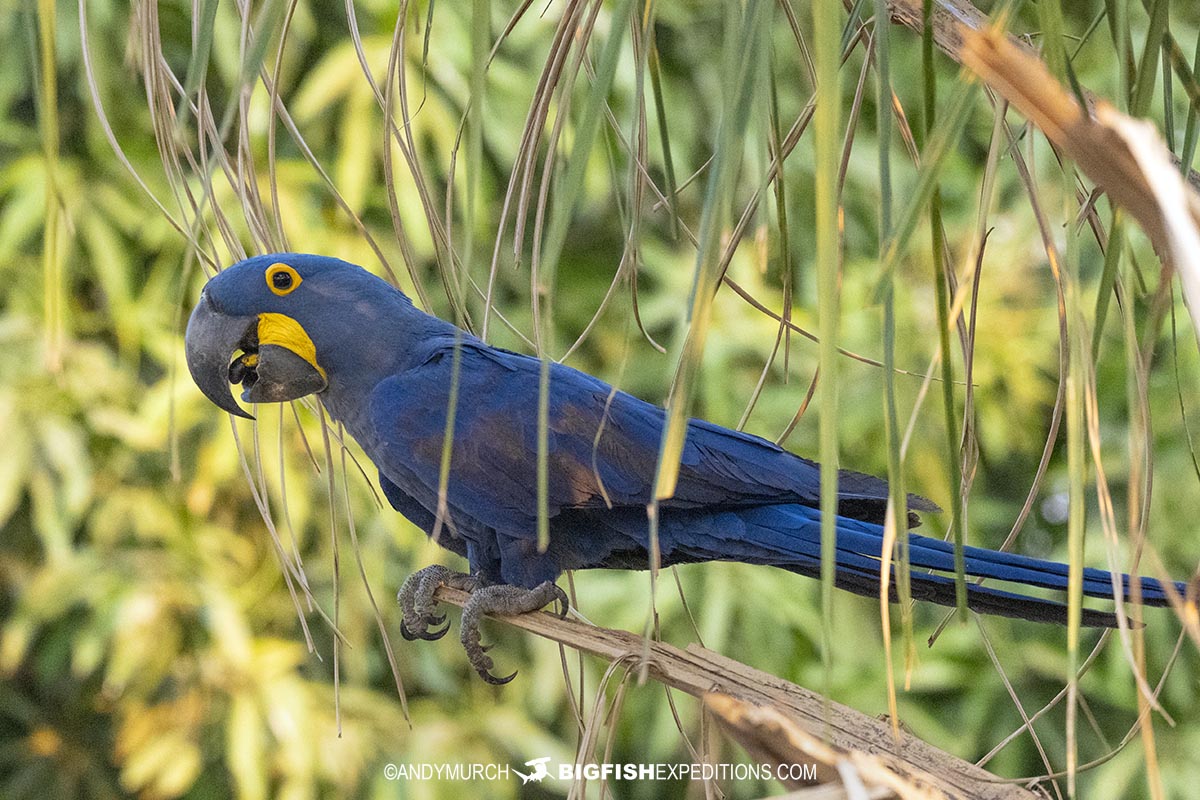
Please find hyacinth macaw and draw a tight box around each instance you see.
[185,253,1185,682]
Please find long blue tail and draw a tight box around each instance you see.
[651,504,1185,627]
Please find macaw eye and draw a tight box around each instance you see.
[265,263,301,296]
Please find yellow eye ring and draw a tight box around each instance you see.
[265,263,302,296]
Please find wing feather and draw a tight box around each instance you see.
[368,339,931,537]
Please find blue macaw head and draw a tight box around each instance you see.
[184,253,411,419]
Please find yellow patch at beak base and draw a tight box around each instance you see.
[257,313,326,379]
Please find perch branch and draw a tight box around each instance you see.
[432,586,1037,800]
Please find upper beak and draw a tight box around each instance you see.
[185,289,257,419]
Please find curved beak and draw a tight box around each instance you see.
[185,290,257,419]
[185,291,329,419]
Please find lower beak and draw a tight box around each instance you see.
[239,344,328,404]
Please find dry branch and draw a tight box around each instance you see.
[866,0,1102,115]
[956,27,1200,348]
[432,586,1037,800]
[706,693,948,800]
[862,0,1200,347]
[957,28,1189,264]
[862,0,1200,189]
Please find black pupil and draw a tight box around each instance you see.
[272,270,293,290]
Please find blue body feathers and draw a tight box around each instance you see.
[196,254,1186,628]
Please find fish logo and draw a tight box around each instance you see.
[513,756,551,784]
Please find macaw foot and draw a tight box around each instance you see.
[397,567,569,683]
[460,582,570,685]
[397,565,479,641]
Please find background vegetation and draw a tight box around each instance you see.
[2,0,1199,797]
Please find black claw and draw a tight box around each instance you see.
[425,618,451,640]
[400,613,451,641]
[480,668,517,685]
[404,617,451,641]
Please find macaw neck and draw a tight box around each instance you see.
[313,295,456,436]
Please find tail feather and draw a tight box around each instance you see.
[779,556,1120,627]
[836,525,1177,604]
[654,504,1185,627]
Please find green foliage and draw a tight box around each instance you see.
[3,0,1200,798]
